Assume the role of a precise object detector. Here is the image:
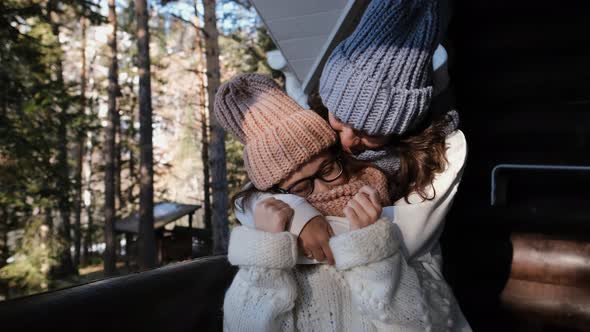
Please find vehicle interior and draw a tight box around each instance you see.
[1,1,589,331]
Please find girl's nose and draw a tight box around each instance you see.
[313,178,333,193]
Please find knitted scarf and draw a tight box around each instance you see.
[306,166,391,217]
[353,109,460,177]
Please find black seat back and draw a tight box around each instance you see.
[0,256,236,332]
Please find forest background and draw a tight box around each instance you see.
[0,0,279,301]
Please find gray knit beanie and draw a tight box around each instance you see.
[319,0,440,136]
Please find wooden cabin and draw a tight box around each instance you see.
[1,1,589,331]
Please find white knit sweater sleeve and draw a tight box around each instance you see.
[330,219,430,330]
[234,191,322,236]
[223,226,298,332]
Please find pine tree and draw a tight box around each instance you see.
[104,0,119,276]
[203,0,230,254]
[192,0,212,230]
[73,17,88,269]
[135,0,157,270]
[47,0,76,276]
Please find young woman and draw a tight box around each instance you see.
[226,0,471,330]
[216,73,468,331]
[319,0,471,329]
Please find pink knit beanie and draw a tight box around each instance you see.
[214,73,336,190]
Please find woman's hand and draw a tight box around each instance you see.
[344,186,383,230]
[254,197,294,233]
[298,216,335,265]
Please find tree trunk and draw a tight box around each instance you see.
[135,0,157,270]
[0,207,7,268]
[82,53,98,267]
[114,97,122,258]
[203,0,229,254]
[127,97,137,206]
[0,207,5,302]
[193,0,211,230]
[82,133,95,266]
[115,109,122,210]
[48,0,75,276]
[44,207,53,234]
[73,17,88,269]
[57,110,74,275]
[104,0,119,276]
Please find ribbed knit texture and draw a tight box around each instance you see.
[330,217,398,271]
[225,219,475,331]
[307,166,391,217]
[227,226,298,269]
[214,73,336,190]
[319,0,440,136]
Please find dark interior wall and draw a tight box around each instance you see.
[443,1,590,331]
[449,0,590,213]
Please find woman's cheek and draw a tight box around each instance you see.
[361,136,389,150]
[339,131,362,153]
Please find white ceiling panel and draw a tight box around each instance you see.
[289,59,316,81]
[267,10,342,41]
[280,35,329,69]
[252,0,347,21]
[250,0,371,92]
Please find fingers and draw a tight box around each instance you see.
[256,196,282,208]
[311,245,326,262]
[298,217,335,264]
[321,241,335,265]
[359,185,382,210]
[260,197,279,204]
[353,186,382,221]
[254,197,294,233]
[257,197,290,210]
[327,224,335,237]
[304,244,332,264]
[344,186,383,230]
[277,205,294,225]
[353,192,374,217]
[347,198,369,223]
[353,192,380,222]
[344,206,361,230]
[316,222,335,264]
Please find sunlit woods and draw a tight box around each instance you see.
[0,0,278,300]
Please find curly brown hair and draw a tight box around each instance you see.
[387,114,450,202]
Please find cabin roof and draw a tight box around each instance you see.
[114,202,200,234]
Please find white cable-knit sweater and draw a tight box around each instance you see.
[224,131,471,331]
[224,220,469,331]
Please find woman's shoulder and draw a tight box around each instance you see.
[445,129,466,154]
[444,129,467,175]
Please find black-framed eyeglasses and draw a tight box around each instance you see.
[273,158,344,197]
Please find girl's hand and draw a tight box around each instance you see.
[344,186,383,230]
[298,216,335,265]
[254,197,294,233]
